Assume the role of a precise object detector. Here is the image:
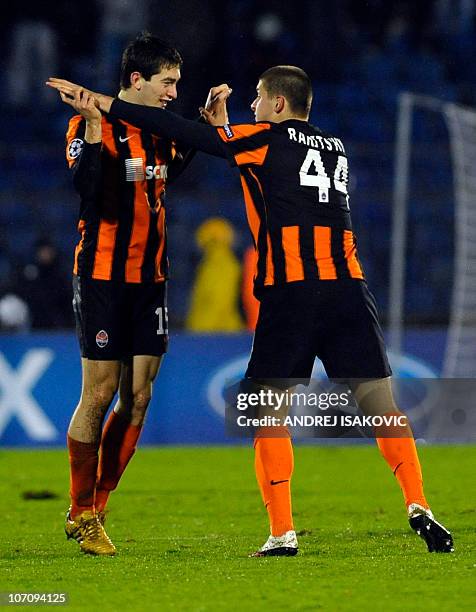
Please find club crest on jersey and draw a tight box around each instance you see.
[68,138,84,159]
[96,330,109,348]
[223,124,234,139]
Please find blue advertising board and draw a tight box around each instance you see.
[0,330,444,446]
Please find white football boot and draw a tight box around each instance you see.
[249,530,298,557]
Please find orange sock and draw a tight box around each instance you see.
[254,427,294,536]
[375,413,428,509]
[67,434,100,518]
[95,411,142,512]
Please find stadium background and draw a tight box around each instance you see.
[1,0,475,445]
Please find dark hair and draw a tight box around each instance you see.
[120,32,183,90]
[259,65,312,117]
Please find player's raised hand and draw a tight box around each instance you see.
[59,88,102,122]
[200,84,232,126]
[46,78,114,113]
[46,77,92,98]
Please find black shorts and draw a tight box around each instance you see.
[246,280,391,382]
[72,275,168,360]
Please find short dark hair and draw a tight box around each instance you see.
[259,66,312,117]
[120,32,183,90]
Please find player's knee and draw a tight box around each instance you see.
[131,388,152,417]
[85,381,118,411]
[352,377,399,417]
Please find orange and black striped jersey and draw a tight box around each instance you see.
[66,114,177,283]
[214,120,364,293]
[107,101,365,294]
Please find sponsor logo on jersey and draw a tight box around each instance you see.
[223,124,234,139]
[119,135,134,143]
[125,158,168,182]
[145,165,168,180]
[68,138,84,159]
[96,330,109,348]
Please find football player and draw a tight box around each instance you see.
[55,33,223,555]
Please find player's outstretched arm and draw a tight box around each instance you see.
[47,77,227,158]
[107,100,227,157]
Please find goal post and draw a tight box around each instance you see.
[389,93,476,376]
[442,103,476,376]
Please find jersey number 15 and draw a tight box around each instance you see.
[299,149,349,209]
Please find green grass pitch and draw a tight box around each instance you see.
[1,445,475,611]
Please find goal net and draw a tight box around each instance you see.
[389,93,476,378]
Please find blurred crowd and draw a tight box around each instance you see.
[1,0,475,330]
[2,1,476,111]
[1,0,476,109]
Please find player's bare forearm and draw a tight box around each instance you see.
[94,93,113,113]
[85,119,102,144]
[47,78,105,145]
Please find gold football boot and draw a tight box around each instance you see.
[65,509,116,556]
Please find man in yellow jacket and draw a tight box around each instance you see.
[186,217,244,332]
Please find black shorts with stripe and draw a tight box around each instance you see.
[246,279,391,382]
[72,275,168,360]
